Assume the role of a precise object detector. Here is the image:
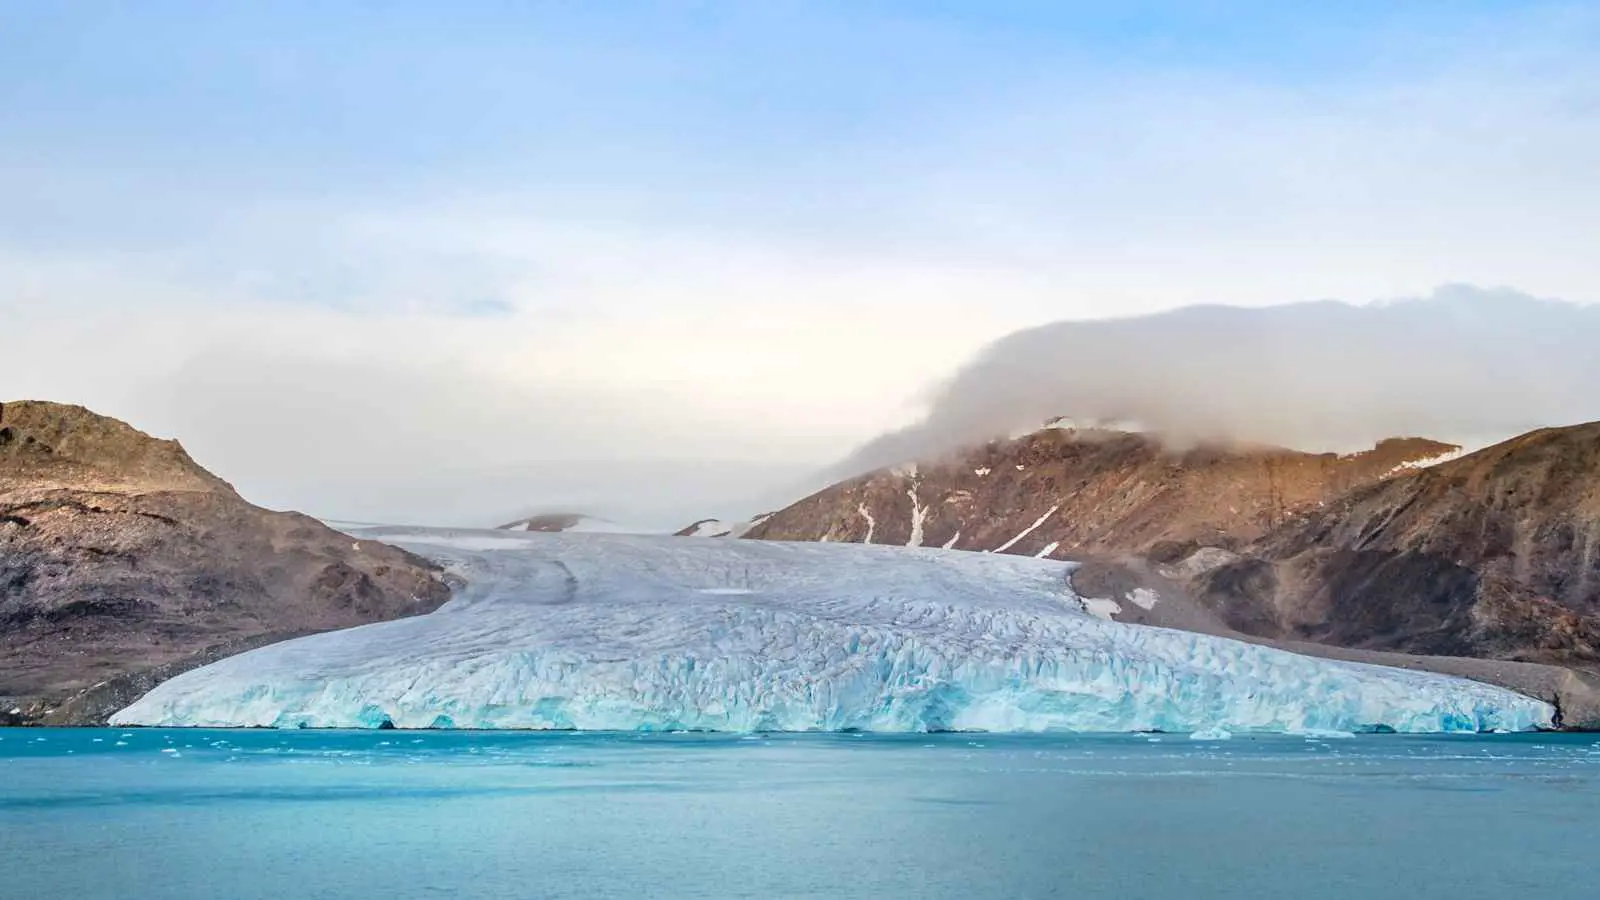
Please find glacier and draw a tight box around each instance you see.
[112,528,1553,733]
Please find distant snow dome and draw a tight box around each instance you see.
[496,513,651,534]
[1040,416,1149,434]
[114,529,1552,735]
[675,513,773,538]
[1007,417,1149,440]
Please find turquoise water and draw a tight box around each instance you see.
[2,730,1597,899]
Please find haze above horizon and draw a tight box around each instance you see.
[4,2,1597,526]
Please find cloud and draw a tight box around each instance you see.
[3,3,1599,524]
[0,224,1027,525]
[841,285,1600,473]
[147,344,819,527]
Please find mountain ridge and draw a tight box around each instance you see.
[736,419,1600,722]
[1,400,453,725]
[747,423,1461,555]
[1212,421,1600,664]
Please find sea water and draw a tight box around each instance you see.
[1,729,1596,899]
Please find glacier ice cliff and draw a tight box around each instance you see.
[113,529,1553,733]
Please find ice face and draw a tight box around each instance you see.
[112,529,1553,733]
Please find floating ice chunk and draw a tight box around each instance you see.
[1190,727,1233,741]
[113,531,1554,735]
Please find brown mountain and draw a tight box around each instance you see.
[1199,423,1600,666]
[749,423,1459,556]
[745,420,1600,725]
[0,401,451,725]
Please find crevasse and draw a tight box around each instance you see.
[112,529,1553,733]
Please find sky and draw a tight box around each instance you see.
[3,2,1598,526]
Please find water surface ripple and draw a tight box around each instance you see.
[2,729,1597,899]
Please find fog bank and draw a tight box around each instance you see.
[843,286,1600,473]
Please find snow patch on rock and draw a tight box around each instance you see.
[1386,447,1467,477]
[1158,547,1242,580]
[1128,588,1161,611]
[1080,597,1123,620]
[906,484,928,548]
[993,505,1060,554]
[856,503,876,545]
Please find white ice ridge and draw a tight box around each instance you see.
[112,529,1554,734]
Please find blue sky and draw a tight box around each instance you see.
[2,2,1476,177]
[3,1,1597,524]
[6,2,1586,254]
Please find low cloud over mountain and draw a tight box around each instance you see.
[843,285,1600,474]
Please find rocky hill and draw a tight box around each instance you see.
[1,401,451,725]
[1195,422,1600,666]
[749,421,1460,556]
[745,418,1600,724]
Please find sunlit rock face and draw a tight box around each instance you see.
[114,529,1552,734]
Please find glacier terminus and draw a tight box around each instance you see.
[112,529,1553,734]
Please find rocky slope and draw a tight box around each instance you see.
[1,401,451,725]
[749,421,1459,556]
[1195,423,1600,666]
[745,419,1600,725]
